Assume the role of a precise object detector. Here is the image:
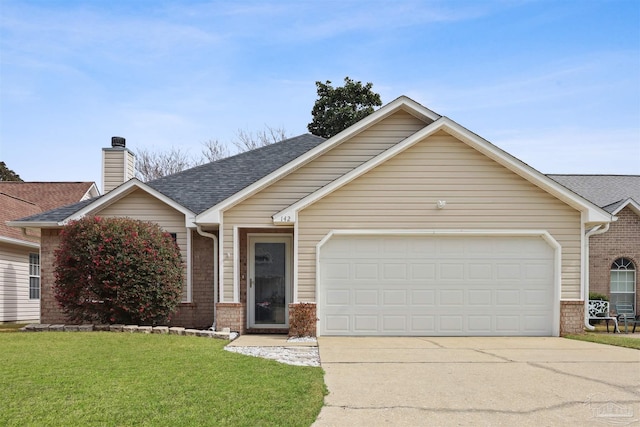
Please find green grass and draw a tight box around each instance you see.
[0,332,326,426]
[565,331,640,350]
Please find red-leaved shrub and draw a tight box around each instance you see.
[54,216,184,325]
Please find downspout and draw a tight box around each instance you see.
[197,225,219,331]
[584,223,610,331]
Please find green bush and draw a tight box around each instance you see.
[589,292,609,301]
[54,216,184,325]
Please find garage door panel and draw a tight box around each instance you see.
[440,263,464,279]
[382,315,407,331]
[410,290,435,305]
[354,316,378,332]
[326,289,350,305]
[355,290,378,305]
[319,235,555,336]
[383,290,407,305]
[468,290,492,305]
[439,289,465,305]
[355,263,378,279]
[383,263,408,279]
[410,264,436,280]
[325,315,350,333]
[468,315,492,332]
[468,263,493,280]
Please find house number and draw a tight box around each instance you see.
[279,215,292,222]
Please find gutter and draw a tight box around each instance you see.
[196,225,219,331]
[583,223,610,331]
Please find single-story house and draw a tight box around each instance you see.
[1,182,99,322]
[9,96,617,336]
[548,175,639,314]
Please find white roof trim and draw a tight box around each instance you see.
[612,198,640,216]
[68,179,197,227]
[8,179,197,228]
[274,118,447,224]
[274,116,613,225]
[195,96,441,225]
[81,183,101,199]
[0,235,40,249]
[439,119,612,224]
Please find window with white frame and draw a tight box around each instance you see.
[610,258,636,310]
[29,253,40,299]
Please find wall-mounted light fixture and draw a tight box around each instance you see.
[436,200,447,209]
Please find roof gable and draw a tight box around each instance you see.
[273,116,613,225]
[196,96,440,224]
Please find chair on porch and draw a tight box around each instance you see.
[587,300,619,333]
[614,303,640,333]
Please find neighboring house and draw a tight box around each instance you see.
[9,97,615,336]
[548,175,640,314]
[1,182,99,322]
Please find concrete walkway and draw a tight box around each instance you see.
[313,337,640,426]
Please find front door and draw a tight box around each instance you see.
[248,235,292,329]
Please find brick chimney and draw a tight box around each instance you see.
[102,136,135,193]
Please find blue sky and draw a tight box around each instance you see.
[1,0,638,190]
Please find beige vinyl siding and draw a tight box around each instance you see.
[96,189,190,300]
[222,110,429,301]
[103,149,135,193]
[297,131,582,301]
[0,243,40,322]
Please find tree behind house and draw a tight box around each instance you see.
[307,76,382,139]
[135,125,288,182]
[0,161,23,181]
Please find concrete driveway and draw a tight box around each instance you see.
[313,337,640,426]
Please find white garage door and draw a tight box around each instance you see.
[318,234,556,336]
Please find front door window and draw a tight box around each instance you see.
[248,236,291,328]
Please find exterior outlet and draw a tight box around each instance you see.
[102,136,136,193]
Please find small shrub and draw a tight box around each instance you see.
[589,292,608,301]
[288,303,318,337]
[54,216,184,325]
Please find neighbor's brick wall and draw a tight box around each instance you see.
[589,206,640,312]
[216,303,246,333]
[560,301,584,335]
[40,228,67,324]
[169,231,215,329]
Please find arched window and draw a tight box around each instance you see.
[610,258,636,310]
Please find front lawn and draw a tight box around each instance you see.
[565,331,640,350]
[0,332,325,426]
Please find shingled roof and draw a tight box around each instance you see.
[547,175,640,213]
[146,133,325,214]
[11,133,326,224]
[0,182,97,211]
[0,193,41,243]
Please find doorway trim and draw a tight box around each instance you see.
[247,234,293,329]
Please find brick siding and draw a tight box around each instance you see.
[589,206,640,313]
[560,301,584,335]
[216,303,246,333]
[288,302,317,337]
[168,231,216,329]
[40,229,67,324]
